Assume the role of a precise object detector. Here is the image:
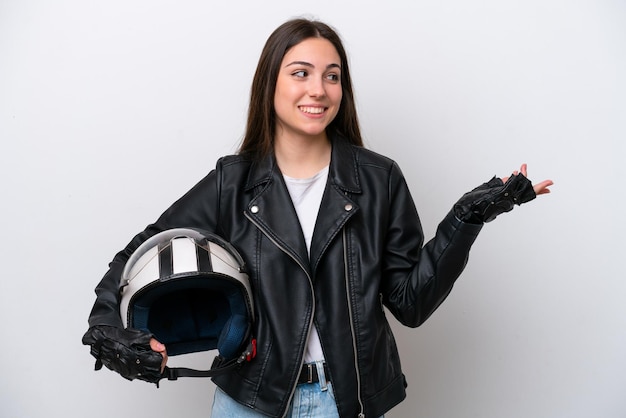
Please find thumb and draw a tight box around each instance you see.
[150,338,166,353]
[149,338,168,373]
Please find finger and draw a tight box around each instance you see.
[533,179,553,195]
[160,353,168,373]
[520,163,528,177]
[150,338,166,353]
[150,338,168,372]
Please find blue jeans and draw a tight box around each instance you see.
[210,361,384,418]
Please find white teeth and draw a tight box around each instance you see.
[300,106,324,114]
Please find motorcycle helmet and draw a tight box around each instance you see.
[119,228,255,378]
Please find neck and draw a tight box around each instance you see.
[274,132,331,179]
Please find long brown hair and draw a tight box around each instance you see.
[238,18,363,159]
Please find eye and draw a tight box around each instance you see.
[326,73,340,83]
[292,70,308,78]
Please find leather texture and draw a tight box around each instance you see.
[82,325,163,384]
[84,133,483,417]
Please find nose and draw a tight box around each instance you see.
[307,77,326,98]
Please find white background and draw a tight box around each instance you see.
[1,1,624,417]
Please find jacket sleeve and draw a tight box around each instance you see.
[86,168,221,328]
[380,162,483,327]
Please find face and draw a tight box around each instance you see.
[274,37,343,143]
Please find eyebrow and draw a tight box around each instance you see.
[285,61,341,70]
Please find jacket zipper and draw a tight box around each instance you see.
[343,228,366,418]
[244,212,315,418]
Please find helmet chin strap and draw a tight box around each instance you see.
[163,338,257,382]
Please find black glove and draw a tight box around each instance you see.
[454,174,536,223]
[82,325,164,384]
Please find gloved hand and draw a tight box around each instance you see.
[82,325,164,384]
[454,173,536,223]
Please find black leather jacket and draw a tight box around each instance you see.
[86,136,483,418]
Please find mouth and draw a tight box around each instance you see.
[299,106,326,115]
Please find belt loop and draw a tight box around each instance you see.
[316,361,328,391]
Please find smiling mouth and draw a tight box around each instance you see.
[299,106,326,115]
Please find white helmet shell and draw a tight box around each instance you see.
[119,229,254,360]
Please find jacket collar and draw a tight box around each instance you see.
[244,131,362,194]
[242,131,362,276]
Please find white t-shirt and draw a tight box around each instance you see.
[283,166,329,363]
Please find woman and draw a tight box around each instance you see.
[83,18,552,418]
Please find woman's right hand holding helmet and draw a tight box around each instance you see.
[81,325,167,384]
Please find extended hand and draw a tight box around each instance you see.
[454,163,553,223]
[502,163,553,196]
